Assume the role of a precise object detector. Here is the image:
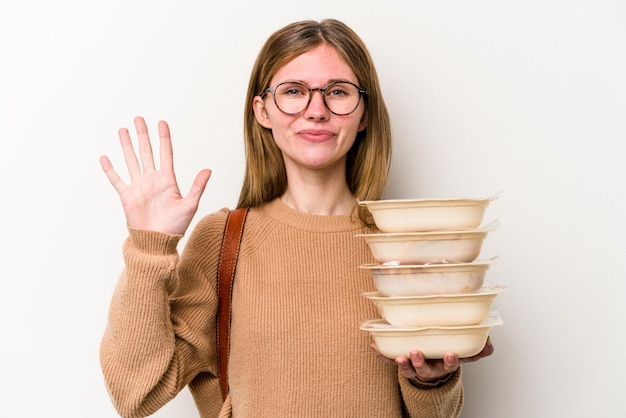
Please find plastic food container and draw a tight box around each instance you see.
[362,286,505,327]
[358,195,498,232]
[359,258,496,296]
[357,229,492,265]
[360,312,503,359]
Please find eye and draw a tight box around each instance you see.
[277,83,308,97]
[327,89,346,97]
[326,83,355,98]
[285,89,302,96]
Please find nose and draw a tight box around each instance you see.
[303,88,330,120]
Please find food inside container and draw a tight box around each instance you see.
[360,312,503,359]
[356,223,497,265]
[359,258,496,296]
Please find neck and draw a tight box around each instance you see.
[280,176,356,216]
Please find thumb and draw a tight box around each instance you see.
[185,169,212,205]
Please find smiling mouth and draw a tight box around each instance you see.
[298,130,335,142]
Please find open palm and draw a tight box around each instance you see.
[99,117,211,236]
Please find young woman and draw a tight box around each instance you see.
[99,19,492,418]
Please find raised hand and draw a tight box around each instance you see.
[99,116,211,236]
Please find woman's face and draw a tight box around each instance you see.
[253,44,367,176]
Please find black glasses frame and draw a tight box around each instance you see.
[263,80,367,116]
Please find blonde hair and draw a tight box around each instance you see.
[237,19,392,225]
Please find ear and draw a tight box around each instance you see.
[358,110,368,132]
[253,96,272,129]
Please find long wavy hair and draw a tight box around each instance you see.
[237,19,392,225]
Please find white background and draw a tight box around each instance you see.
[1,1,625,417]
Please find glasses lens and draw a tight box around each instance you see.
[324,82,362,115]
[273,81,363,115]
[274,82,311,114]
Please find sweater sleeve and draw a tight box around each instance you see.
[100,211,228,418]
[399,368,464,418]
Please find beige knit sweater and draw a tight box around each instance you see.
[100,198,463,417]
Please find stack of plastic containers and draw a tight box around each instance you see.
[357,195,504,359]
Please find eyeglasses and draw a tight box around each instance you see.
[263,80,367,116]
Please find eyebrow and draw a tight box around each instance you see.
[276,78,358,86]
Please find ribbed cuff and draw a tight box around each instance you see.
[409,370,456,390]
[127,226,183,255]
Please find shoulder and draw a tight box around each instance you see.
[182,207,231,254]
[193,207,231,234]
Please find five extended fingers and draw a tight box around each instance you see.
[100,116,210,207]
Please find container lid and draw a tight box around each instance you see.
[358,192,501,209]
[361,285,506,301]
[360,311,503,332]
[359,256,499,270]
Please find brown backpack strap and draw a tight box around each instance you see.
[216,207,249,401]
